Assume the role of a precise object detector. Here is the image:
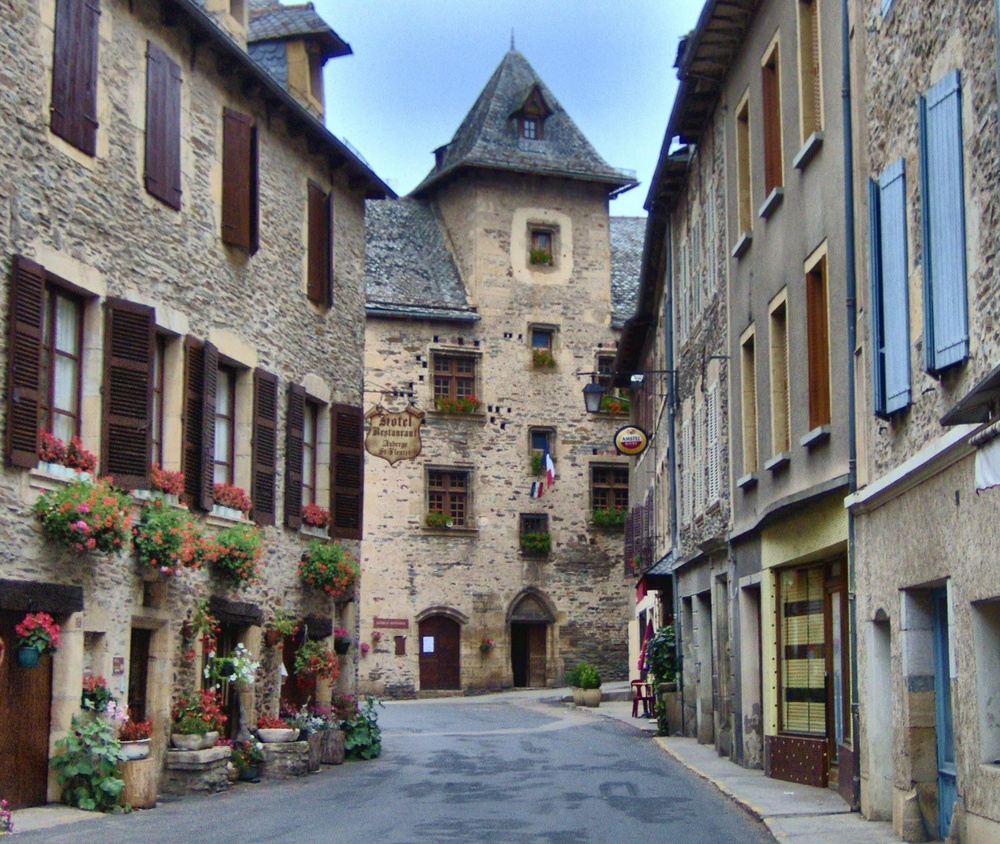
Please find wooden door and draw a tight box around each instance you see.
[0,610,53,809]
[128,628,151,722]
[933,589,956,839]
[527,625,546,687]
[419,616,460,691]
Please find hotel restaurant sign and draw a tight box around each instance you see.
[364,404,425,465]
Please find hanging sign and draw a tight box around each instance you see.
[364,404,425,465]
[614,425,649,456]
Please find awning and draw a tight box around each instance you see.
[941,360,1000,425]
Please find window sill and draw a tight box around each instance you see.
[299,525,330,540]
[736,472,758,491]
[793,132,824,171]
[731,232,752,260]
[428,411,487,422]
[758,187,784,220]
[800,425,831,449]
[421,525,478,535]
[765,452,790,473]
[133,489,185,508]
[206,508,248,528]
[29,465,93,495]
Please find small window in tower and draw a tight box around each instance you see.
[529,228,553,266]
[522,118,537,139]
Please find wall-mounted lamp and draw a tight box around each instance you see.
[577,370,678,414]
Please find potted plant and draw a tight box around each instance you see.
[0,798,11,835]
[333,628,353,655]
[592,506,626,530]
[36,431,97,479]
[600,393,630,414]
[263,607,299,648]
[181,599,220,660]
[646,624,679,735]
[210,523,262,587]
[119,713,153,760]
[425,509,450,529]
[50,714,126,812]
[301,503,329,536]
[13,612,60,668]
[34,477,133,555]
[298,539,359,599]
[529,247,553,266]
[565,661,602,708]
[212,482,252,519]
[133,496,201,578]
[433,395,481,414]
[532,348,556,368]
[480,638,494,654]
[230,738,265,780]
[150,463,185,503]
[204,642,258,687]
[256,714,298,743]
[293,640,340,683]
[80,674,114,713]
[520,530,551,556]
[170,688,226,750]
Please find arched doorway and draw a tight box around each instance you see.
[418,615,461,690]
[509,591,555,688]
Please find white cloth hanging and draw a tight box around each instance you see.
[974,434,1000,492]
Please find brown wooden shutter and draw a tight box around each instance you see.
[101,298,154,491]
[330,403,363,540]
[623,508,635,577]
[806,266,831,428]
[306,182,325,305]
[249,122,260,256]
[284,383,305,529]
[50,0,100,156]
[251,368,278,527]
[5,256,45,468]
[762,56,782,194]
[144,41,182,210]
[200,342,218,511]
[222,108,252,249]
[325,189,334,307]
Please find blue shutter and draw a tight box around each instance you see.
[879,160,911,413]
[868,177,887,416]
[919,70,968,374]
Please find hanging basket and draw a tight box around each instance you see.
[333,638,351,655]
[16,647,40,668]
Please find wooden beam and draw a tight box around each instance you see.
[0,579,84,614]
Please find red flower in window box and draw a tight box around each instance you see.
[38,430,68,465]
[65,437,96,473]
[301,503,329,528]
[212,482,252,513]
[151,463,185,497]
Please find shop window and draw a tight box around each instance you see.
[427,468,470,527]
[779,565,826,735]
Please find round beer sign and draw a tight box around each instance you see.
[614,425,649,456]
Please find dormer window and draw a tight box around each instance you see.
[512,84,551,142]
[522,118,538,140]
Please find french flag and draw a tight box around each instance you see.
[530,481,544,498]
[544,449,556,486]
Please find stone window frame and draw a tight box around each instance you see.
[590,463,629,512]
[430,350,480,408]
[425,465,475,529]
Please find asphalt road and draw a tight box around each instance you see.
[20,693,773,843]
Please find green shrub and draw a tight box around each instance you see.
[50,716,126,812]
[592,506,626,529]
[519,531,551,555]
[566,661,601,689]
[343,697,383,760]
[646,625,677,685]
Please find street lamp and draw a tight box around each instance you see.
[582,381,605,414]
[580,369,678,414]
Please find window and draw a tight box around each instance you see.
[740,327,759,475]
[797,0,822,142]
[50,0,100,155]
[522,118,537,139]
[769,294,790,453]
[531,328,553,351]
[302,400,318,506]
[693,404,705,513]
[214,365,237,485]
[596,354,615,390]
[520,513,549,554]
[779,565,827,734]
[529,228,554,265]
[145,41,182,210]
[805,249,831,429]
[41,284,84,446]
[151,334,166,466]
[868,160,911,416]
[761,38,784,197]
[432,354,476,402]
[307,181,333,306]
[427,469,469,527]
[736,94,752,235]
[520,513,548,534]
[221,108,259,254]
[918,70,968,374]
[707,386,720,503]
[308,46,324,107]
[530,428,553,455]
[591,465,629,511]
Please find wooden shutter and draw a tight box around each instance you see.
[200,343,218,511]
[762,52,782,194]
[868,177,886,417]
[284,383,305,529]
[325,189,334,307]
[102,298,154,491]
[249,122,260,256]
[182,337,203,505]
[5,256,45,468]
[806,262,831,428]
[306,182,330,305]
[707,386,720,501]
[144,41,182,210]
[878,160,911,414]
[251,368,278,527]
[50,0,100,155]
[919,71,968,373]
[623,508,635,574]
[222,108,253,250]
[330,403,363,540]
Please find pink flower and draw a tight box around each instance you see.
[73,520,89,532]
[75,503,90,514]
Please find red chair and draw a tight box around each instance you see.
[631,680,655,718]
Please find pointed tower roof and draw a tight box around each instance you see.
[411,50,637,198]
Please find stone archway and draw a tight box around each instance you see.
[508,590,556,688]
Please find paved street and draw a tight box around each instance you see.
[16,692,773,844]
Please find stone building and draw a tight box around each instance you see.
[359,50,641,696]
[0,0,388,808]
[847,0,1000,839]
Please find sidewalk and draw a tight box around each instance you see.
[591,689,901,843]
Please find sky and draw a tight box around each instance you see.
[317,0,705,217]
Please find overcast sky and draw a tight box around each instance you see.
[318,0,704,217]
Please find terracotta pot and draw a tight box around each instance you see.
[257,728,299,743]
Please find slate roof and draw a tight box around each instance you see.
[610,217,645,329]
[247,0,351,60]
[365,199,477,322]
[411,51,638,198]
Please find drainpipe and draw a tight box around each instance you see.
[663,211,683,735]
[841,0,861,811]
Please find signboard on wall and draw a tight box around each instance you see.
[364,405,425,465]
[614,425,649,457]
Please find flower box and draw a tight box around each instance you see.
[171,731,218,751]
[300,524,328,539]
[257,728,299,743]
[37,462,92,482]
[211,504,244,521]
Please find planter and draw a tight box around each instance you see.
[257,728,299,743]
[300,524,328,538]
[320,729,345,765]
[333,638,351,655]
[238,763,260,782]
[306,732,322,772]
[121,739,152,761]
[572,687,602,708]
[211,504,244,520]
[38,462,90,481]
[16,646,40,668]
[171,731,218,751]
